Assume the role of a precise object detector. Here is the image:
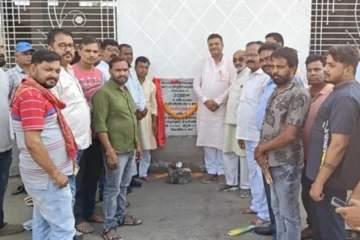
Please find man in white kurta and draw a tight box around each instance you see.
[236,42,269,225]
[135,57,157,182]
[219,50,250,196]
[193,34,234,185]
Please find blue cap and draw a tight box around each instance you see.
[15,42,35,52]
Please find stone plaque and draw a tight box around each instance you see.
[160,78,197,136]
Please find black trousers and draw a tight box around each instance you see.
[311,186,347,240]
[301,161,313,228]
[74,139,104,224]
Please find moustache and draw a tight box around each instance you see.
[246,60,255,64]
[63,52,73,57]
[110,54,117,58]
[46,78,57,82]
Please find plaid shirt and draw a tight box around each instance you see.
[6,64,27,101]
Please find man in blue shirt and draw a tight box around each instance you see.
[254,43,303,238]
[119,44,147,189]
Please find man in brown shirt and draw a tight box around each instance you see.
[300,54,333,239]
[255,47,310,240]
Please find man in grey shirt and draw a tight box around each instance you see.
[0,41,24,236]
[255,47,310,240]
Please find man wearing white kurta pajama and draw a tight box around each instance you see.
[220,63,250,195]
[193,34,234,185]
[236,41,269,225]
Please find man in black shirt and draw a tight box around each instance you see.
[306,45,360,240]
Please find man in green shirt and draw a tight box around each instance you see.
[93,57,143,240]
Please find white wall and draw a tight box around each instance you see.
[117,0,312,80]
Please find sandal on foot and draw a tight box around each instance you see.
[347,230,360,240]
[76,222,94,234]
[11,185,26,195]
[140,176,150,182]
[118,214,142,226]
[240,207,256,215]
[101,230,122,240]
[249,217,268,226]
[0,223,24,236]
[24,196,33,207]
[88,213,104,223]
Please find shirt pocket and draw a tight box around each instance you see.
[218,70,230,82]
[61,78,84,105]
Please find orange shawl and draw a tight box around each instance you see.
[11,77,78,161]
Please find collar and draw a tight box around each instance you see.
[318,84,333,95]
[100,60,109,67]
[250,68,264,76]
[15,64,26,74]
[108,79,129,92]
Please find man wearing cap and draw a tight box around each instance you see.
[6,42,35,100]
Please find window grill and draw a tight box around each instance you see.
[0,0,117,68]
[310,0,360,54]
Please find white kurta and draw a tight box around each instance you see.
[138,78,157,150]
[223,68,250,156]
[193,57,235,150]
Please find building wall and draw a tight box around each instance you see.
[117,0,312,169]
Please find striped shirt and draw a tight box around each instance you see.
[11,90,73,189]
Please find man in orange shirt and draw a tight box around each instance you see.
[301,54,333,240]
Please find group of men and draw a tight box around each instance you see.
[1,27,360,240]
[194,32,360,240]
[0,28,157,240]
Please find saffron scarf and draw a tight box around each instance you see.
[11,76,78,161]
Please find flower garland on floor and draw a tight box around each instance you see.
[163,103,198,120]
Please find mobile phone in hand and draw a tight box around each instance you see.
[331,197,350,208]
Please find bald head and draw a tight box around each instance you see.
[233,50,246,73]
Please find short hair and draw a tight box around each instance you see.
[79,36,98,49]
[258,43,279,54]
[265,32,284,46]
[246,41,264,48]
[47,28,73,46]
[31,50,61,64]
[327,45,360,73]
[271,47,298,70]
[207,34,223,44]
[305,54,326,66]
[119,43,132,53]
[109,56,127,69]
[100,39,118,50]
[135,56,150,67]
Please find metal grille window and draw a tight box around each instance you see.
[310,0,360,54]
[0,0,117,68]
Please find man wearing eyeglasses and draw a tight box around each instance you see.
[96,39,120,82]
[219,50,250,197]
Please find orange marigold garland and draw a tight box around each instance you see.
[163,103,198,120]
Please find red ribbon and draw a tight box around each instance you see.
[153,78,166,147]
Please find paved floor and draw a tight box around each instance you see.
[2,176,307,240]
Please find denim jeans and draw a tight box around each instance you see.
[26,175,76,240]
[0,149,12,229]
[74,140,103,224]
[103,151,135,231]
[270,164,303,240]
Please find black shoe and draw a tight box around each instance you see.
[254,226,274,236]
[130,179,142,188]
[127,185,133,194]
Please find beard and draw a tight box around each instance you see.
[273,73,291,85]
[0,54,6,67]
